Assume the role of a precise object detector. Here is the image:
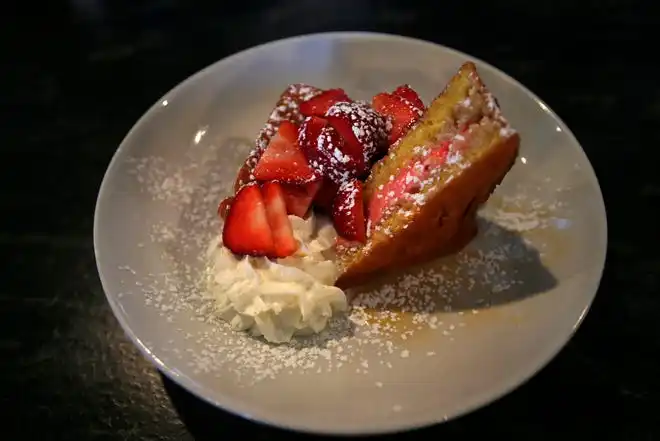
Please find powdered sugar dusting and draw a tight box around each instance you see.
[115,99,573,391]
[335,180,358,213]
[305,122,354,184]
[326,101,388,165]
[238,84,322,188]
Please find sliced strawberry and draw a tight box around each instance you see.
[312,178,340,213]
[332,179,367,243]
[324,116,364,173]
[276,120,299,143]
[393,85,425,111]
[325,101,388,175]
[218,196,233,220]
[234,163,253,192]
[262,181,299,257]
[253,122,318,184]
[299,89,351,117]
[280,181,321,217]
[298,116,358,184]
[222,182,275,256]
[372,92,423,145]
[367,145,449,229]
[298,116,330,176]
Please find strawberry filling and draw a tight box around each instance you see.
[367,142,450,230]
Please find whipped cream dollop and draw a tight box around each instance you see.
[206,214,347,343]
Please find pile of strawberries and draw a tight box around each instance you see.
[220,85,426,258]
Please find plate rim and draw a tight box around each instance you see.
[93,31,608,435]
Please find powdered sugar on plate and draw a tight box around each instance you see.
[116,140,574,387]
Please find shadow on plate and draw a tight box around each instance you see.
[349,217,558,314]
[161,372,333,441]
[162,372,276,440]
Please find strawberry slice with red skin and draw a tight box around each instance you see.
[332,178,367,243]
[393,85,425,111]
[298,116,331,177]
[325,101,388,175]
[367,144,450,230]
[298,116,359,184]
[222,182,275,256]
[325,115,365,173]
[253,121,319,184]
[299,89,351,117]
[218,196,233,220]
[261,181,299,257]
[276,119,299,142]
[233,163,253,193]
[312,178,340,213]
[372,92,423,145]
[280,181,322,218]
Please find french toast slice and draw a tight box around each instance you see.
[335,62,520,289]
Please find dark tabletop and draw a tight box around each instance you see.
[2,0,659,439]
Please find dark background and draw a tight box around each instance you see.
[2,0,659,439]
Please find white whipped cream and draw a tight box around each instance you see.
[206,213,347,343]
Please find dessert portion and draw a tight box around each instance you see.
[211,62,519,342]
[336,62,520,287]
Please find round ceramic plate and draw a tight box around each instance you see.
[94,32,607,435]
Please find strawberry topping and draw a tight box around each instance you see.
[392,85,425,111]
[367,144,450,229]
[325,101,388,175]
[253,121,318,184]
[262,181,299,257]
[222,182,275,256]
[332,178,367,243]
[299,116,358,184]
[226,83,431,253]
[238,84,323,190]
[372,91,424,145]
[312,178,340,213]
[218,196,233,220]
[233,163,253,193]
[299,89,351,117]
[280,181,322,218]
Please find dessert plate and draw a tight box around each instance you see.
[94,32,607,435]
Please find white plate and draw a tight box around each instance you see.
[94,32,607,435]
